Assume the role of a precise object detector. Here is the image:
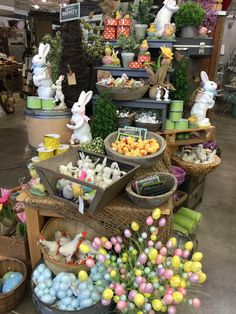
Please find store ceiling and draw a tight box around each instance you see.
[14,0,70,11]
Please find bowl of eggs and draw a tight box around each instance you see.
[104,132,166,168]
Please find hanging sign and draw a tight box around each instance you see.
[60,3,80,23]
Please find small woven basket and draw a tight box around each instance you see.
[134,120,162,132]
[171,155,221,176]
[0,257,27,313]
[40,218,99,275]
[96,84,149,101]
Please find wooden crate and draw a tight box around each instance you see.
[185,180,205,209]
[0,235,29,262]
[159,126,216,146]
[35,148,140,213]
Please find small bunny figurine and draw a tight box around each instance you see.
[154,0,179,38]
[67,91,93,144]
[52,75,67,110]
[191,71,217,126]
[32,43,54,99]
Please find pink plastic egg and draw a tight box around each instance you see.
[110,237,117,245]
[85,258,95,268]
[182,250,190,259]
[155,241,163,249]
[166,240,173,250]
[156,255,163,264]
[164,269,174,280]
[102,299,111,306]
[114,243,121,253]
[145,283,153,293]
[148,240,154,247]
[109,283,115,289]
[164,294,173,305]
[158,217,166,227]
[98,254,106,263]
[168,305,176,314]
[146,216,154,225]
[117,300,127,311]
[124,229,131,238]
[104,240,112,250]
[135,276,143,285]
[93,237,102,247]
[192,298,202,309]
[138,253,147,265]
[174,248,183,257]
[139,283,146,294]
[178,287,187,296]
[160,247,167,256]
[190,274,199,283]
[115,284,125,296]
[128,290,137,301]
[116,236,123,244]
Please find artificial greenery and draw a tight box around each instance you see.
[130,0,154,25]
[80,20,105,62]
[0,204,15,228]
[224,92,236,105]
[41,32,62,83]
[91,92,117,139]
[115,34,140,53]
[170,58,189,106]
[175,1,205,28]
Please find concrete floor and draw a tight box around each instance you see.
[0,102,236,314]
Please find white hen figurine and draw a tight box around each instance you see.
[39,238,59,257]
[59,232,87,263]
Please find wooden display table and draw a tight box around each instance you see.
[17,191,173,269]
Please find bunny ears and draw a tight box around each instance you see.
[200,71,209,83]
[78,91,93,107]
[38,43,50,58]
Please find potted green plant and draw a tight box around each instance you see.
[175,0,205,37]
[131,0,154,41]
[115,34,140,68]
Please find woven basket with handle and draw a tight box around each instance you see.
[172,155,221,176]
[0,257,27,313]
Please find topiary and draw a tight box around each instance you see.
[175,1,205,28]
[91,92,117,139]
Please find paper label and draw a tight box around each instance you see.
[67,72,77,85]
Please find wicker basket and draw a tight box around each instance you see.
[172,155,221,176]
[96,84,149,101]
[40,218,99,275]
[135,120,162,132]
[0,257,27,313]
[104,132,166,169]
[126,172,178,208]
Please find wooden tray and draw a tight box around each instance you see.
[35,148,140,213]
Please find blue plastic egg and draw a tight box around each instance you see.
[80,298,93,309]
[41,294,56,305]
[37,264,47,274]
[79,282,88,290]
[57,301,67,310]
[91,291,100,302]
[33,269,40,282]
[87,284,95,292]
[53,282,60,291]
[38,274,46,283]
[66,289,73,297]
[61,274,71,285]
[61,296,72,306]
[34,287,45,299]
[71,298,80,309]
[45,279,53,288]
[69,273,76,283]
[49,287,56,297]
[79,289,91,300]
[57,290,66,299]
[2,272,23,293]
[43,269,52,280]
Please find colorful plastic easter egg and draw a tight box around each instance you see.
[158,217,166,227]
[192,298,202,309]
[41,294,55,305]
[152,208,161,220]
[172,291,183,304]
[117,300,127,311]
[78,270,88,282]
[170,276,181,288]
[2,272,23,293]
[80,243,90,254]
[172,256,181,268]
[146,216,154,225]
[80,298,93,309]
[152,299,162,311]
[124,229,131,238]
[164,294,173,305]
[184,261,192,272]
[168,305,176,314]
[134,293,145,307]
[102,288,113,300]
[198,272,207,283]
[148,248,158,261]
[191,262,202,273]
[192,252,203,262]
[131,221,140,231]
[184,241,193,251]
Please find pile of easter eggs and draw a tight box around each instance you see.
[32,263,111,311]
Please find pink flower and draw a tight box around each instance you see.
[17,211,26,223]
[0,188,10,205]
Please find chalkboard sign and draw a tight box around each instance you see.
[60,3,80,23]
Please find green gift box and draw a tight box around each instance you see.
[169,111,182,121]
[165,119,175,130]
[27,96,41,109]
[174,119,189,130]
[42,98,56,110]
[170,100,184,112]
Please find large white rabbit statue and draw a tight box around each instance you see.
[32,43,54,99]
[67,91,93,144]
[52,75,67,110]
[191,71,217,126]
[154,0,179,38]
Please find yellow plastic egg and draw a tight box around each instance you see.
[170,275,181,288]
[105,260,111,266]
[191,262,202,273]
[131,221,140,232]
[184,241,193,251]
[170,237,177,247]
[132,249,138,256]
[134,293,145,307]
[137,312,143,314]
[152,278,159,283]
[78,270,88,282]
[152,299,162,311]
[184,261,192,272]
[144,293,151,298]
[152,208,161,220]
[135,269,142,276]
[102,288,114,300]
[110,270,117,278]
[98,248,107,255]
[192,252,203,262]
[101,237,108,243]
[172,291,183,304]
[180,279,187,288]
[123,253,128,258]
[161,305,167,312]
[172,256,181,268]
[150,235,157,242]
[148,248,158,261]
[198,272,207,283]
[122,256,128,263]
[79,243,90,254]
[114,295,120,303]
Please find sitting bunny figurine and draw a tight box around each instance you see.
[32,43,54,99]
[154,0,179,38]
[191,71,217,126]
[52,75,67,110]
[67,91,93,144]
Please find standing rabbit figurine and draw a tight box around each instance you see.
[32,43,54,99]
[67,91,93,144]
[52,75,67,110]
[191,71,217,126]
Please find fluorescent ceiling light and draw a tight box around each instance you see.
[33,4,40,9]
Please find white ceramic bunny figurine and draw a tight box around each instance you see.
[32,43,54,99]
[52,75,67,110]
[191,71,217,126]
[67,91,93,144]
[154,0,179,38]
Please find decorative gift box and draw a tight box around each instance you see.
[117,26,130,37]
[138,54,151,63]
[118,18,132,26]
[129,61,143,69]
[104,18,119,26]
[103,26,116,39]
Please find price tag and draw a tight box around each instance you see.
[67,72,77,85]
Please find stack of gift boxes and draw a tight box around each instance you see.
[103,18,132,40]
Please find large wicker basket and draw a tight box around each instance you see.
[172,155,221,176]
[40,218,99,275]
[104,131,166,169]
[96,84,149,100]
[0,257,27,313]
